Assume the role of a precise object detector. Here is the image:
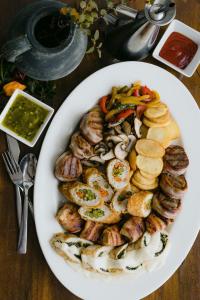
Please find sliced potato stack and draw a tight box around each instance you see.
[147,118,180,148]
[143,102,171,128]
[143,102,180,148]
[132,139,165,190]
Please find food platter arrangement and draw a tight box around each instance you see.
[0,0,199,298]
[51,80,189,276]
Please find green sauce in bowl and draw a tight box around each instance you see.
[2,95,49,141]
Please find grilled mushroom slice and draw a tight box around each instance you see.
[80,221,104,242]
[55,152,82,182]
[56,203,84,233]
[120,216,145,242]
[101,225,125,246]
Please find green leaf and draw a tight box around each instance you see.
[94,30,99,40]
[84,22,91,28]
[83,29,91,36]
[97,42,103,49]
[79,14,86,23]
[107,1,114,9]
[86,46,95,54]
[89,0,99,10]
[100,9,107,16]
[97,49,102,58]
[80,1,87,9]
[91,11,98,18]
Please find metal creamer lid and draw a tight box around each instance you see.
[145,0,176,26]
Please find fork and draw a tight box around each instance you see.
[2,151,24,191]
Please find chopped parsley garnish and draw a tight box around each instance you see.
[100,268,109,272]
[126,264,142,271]
[117,249,126,259]
[74,254,81,260]
[144,236,147,247]
[66,241,90,248]
[118,191,132,202]
[155,233,168,257]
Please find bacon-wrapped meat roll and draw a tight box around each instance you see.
[70,131,94,159]
[163,145,189,176]
[120,216,145,242]
[80,220,104,242]
[152,191,181,219]
[80,107,103,144]
[56,203,84,233]
[160,173,187,199]
[55,151,82,182]
[145,213,169,234]
[101,225,125,246]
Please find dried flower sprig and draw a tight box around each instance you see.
[60,0,122,58]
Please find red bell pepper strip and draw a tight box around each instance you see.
[99,96,109,113]
[115,109,135,121]
[136,105,146,119]
[133,89,140,96]
[141,85,153,98]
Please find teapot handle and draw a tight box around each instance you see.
[0,35,32,63]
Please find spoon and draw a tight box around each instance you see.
[19,158,35,218]
[18,153,37,254]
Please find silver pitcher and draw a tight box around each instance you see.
[105,0,176,61]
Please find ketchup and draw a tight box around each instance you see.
[159,32,198,69]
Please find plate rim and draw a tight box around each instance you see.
[34,61,200,300]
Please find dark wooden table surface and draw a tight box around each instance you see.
[0,1,199,300]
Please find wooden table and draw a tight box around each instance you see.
[0,1,199,299]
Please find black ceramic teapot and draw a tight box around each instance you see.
[1,0,87,81]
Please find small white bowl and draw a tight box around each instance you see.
[153,19,200,77]
[0,89,54,147]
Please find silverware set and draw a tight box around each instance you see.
[2,135,37,254]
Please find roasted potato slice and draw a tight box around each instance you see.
[144,102,168,119]
[132,176,158,190]
[143,117,171,128]
[133,170,157,186]
[128,149,137,171]
[148,111,170,124]
[136,155,163,176]
[140,170,157,179]
[165,118,180,140]
[135,139,165,158]
[147,118,180,147]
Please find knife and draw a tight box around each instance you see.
[6,134,22,227]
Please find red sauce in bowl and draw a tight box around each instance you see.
[159,32,198,69]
